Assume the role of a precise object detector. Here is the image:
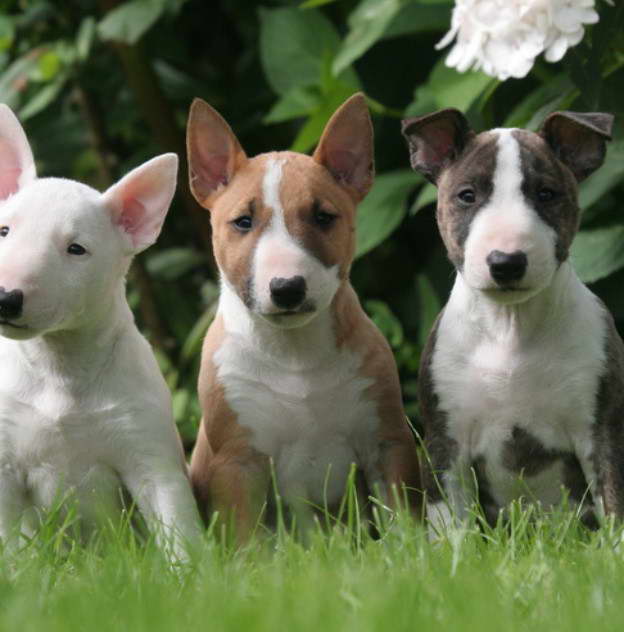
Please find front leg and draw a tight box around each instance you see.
[371,432,422,515]
[112,415,202,565]
[424,450,476,537]
[119,457,202,564]
[190,425,270,545]
[572,430,606,522]
[585,421,624,521]
[419,321,476,537]
[586,316,624,520]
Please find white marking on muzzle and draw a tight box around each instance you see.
[462,130,557,294]
[254,157,307,312]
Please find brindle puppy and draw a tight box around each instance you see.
[402,109,620,531]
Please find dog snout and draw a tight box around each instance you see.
[486,250,528,285]
[269,276,306,310]
[0,287,23,320]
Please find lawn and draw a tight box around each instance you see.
[2,501,623,632]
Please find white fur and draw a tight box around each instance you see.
[250,157,341,328]
[431,263,606,514]
[463,130,558,303]
[0,113,200,561]
[215,282,381,509]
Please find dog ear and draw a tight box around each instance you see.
[186,98,247,209]
[102,153,178,254]
[312,92,374,202]
[401,109,473,185]
[540,111,614,182]
[0,104,36,199]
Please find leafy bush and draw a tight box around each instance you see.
[1,0,622,439]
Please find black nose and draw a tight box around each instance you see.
[0,287,23,320]
[486,250,528,284]
[270,276,306,310]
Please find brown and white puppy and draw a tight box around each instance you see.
[187,94,420,539]
[402,109,622,532]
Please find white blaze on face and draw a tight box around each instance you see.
[462,129,558,299]
[251,157,340,325]
[254,158,302,294]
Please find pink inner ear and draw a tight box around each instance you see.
[327,149,359,185]
[116,196,147,248]
[193,154,228,195]
[424,136,453,169]
[204,154,228,188]
[0,167,21,199]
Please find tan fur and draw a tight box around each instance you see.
[190,315,270,540]
[187,94,421,540]
[333,284,422,506]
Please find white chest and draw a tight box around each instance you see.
[0,383,125,523]
[214,332,380,505]
[0,332,158,529]
[431,275,607,506]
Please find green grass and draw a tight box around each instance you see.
[2,500,624,632]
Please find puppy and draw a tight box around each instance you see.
[402,109,620,531]
[0,105,201,560]
[187,93,420,540]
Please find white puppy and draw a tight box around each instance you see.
[0,105,201,561]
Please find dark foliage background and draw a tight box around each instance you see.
[0,0,623,444]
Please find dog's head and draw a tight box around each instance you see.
[402,109,613,304]
[0,105,177,339]
[187,93,373,329]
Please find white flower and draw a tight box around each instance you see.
[436,0,600,80]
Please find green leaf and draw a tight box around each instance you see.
[410,181,436,214]
[429,59,497,111]
[0,53,41,108]
[332,0,403,76]
[36,50,60,81]
[404,84,438,118]
[290,81,356,152]
[0,15,14,51]
[504,74,574,129]
[300,0,337,6]
[571,224,624,283]
[172,388,191,424]
[98,0,167,45]
[355,169,420,258]
[404,58,496,117]
[383,2,451,39]
[259,7,345,96]
[76,16,96,61]
[264,85,322,124]
[364,299,404,347]
[333,1,452,76]
[180,305,217,364]
[19,72,68,120]
[154,59,215,102]
[145,247,207,281]
[415,273,440,347]
[580,126,624,217]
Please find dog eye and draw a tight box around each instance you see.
[537,188,557,202]
[67,243,87,256]
[457,189,476,204]
[313,209,337,228]
[0,227,9,237]
[232,215,252,232]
